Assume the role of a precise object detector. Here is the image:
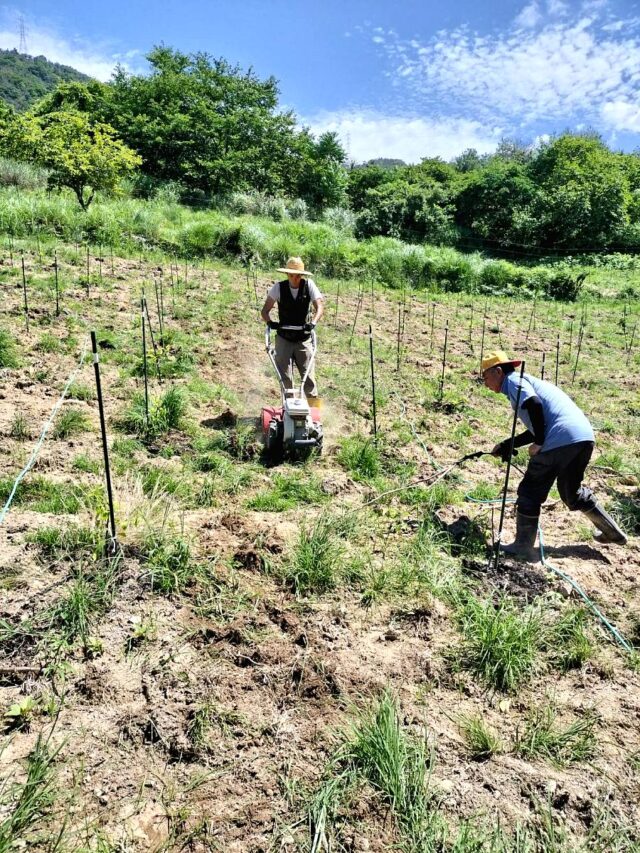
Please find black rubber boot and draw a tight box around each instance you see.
[582,504,627,545]
[501,512,539,562]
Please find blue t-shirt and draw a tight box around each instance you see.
[501,372,594,452]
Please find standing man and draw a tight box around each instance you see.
[481,350,627,561]
[261,257,324,406]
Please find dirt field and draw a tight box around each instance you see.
[0,245,639,851]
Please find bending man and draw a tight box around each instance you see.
[261,256,324,405]
[481,350,626,561]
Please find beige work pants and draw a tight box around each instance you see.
[274,335,318,397]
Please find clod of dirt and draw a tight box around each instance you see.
[202,408,237,429]
[233,548,265,572]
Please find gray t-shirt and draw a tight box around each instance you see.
[502,372,594,452]
[267,278,323,302]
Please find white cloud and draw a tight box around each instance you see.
[515,2,542,29]
[601,99,640,132]
[305,109,502,163]
[0,12,140,80]
[374,8,640,132]
[547,0,569,15]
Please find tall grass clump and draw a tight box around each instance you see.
[0,733,61,849]
[0,157,49,190]
[141,534,206,595]
[0,329,20,369]
[514,704,598,765]
[247,471,327,512]
[458,715,503,761]
[337,435,381,481]
[283,518,344,595]
[117,387,186,441]
[344,691,445,849]
[458,596,543,692]
[546,606,593,672]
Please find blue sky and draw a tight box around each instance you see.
[1,0,640,162]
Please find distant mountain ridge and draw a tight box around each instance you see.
[0,48,91,111]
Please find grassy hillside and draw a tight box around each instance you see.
[2,186,638,300]
[0,48,91,111]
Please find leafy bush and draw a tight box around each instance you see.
[0,157,48,190]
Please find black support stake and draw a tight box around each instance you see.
[91,331,117,553]
[493,361,526,572]
[143,295,162,383]
[141,296,149,427]
[572,320,585,384]
[555,334,560,385]
[54,251,60,317]
[348,283,364,349]
[438,320,449,402]
[21,252,29,333]
[368,324,378,441]
[540,352,546,380]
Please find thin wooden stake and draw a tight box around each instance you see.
[86,244,90,296]
[555,334,560,385]
[334,279,341,328]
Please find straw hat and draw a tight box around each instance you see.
[481,349,522,373]
[276,256,313,276]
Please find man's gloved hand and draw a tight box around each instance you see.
[492,440,516,463]
[304,322,316,332]
[268,321,280,330]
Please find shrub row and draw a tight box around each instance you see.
[0,188,584,299]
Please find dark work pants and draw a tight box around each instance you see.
[516,441,596,517]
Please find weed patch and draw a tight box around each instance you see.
[514,704,598,766]
[458,596,543,692]
[53,407,90,439]
[247,471,328,512]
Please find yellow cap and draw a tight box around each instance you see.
[481,350,522,373]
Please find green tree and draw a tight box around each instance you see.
[37,47,347,207]
[1,110,141,209]
[293,130,347,208]
[357,179,456,244]
[529,134,630,249]
[456,159,539,246]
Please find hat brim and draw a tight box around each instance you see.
[481,358,522,373]
[277,267,313,276]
